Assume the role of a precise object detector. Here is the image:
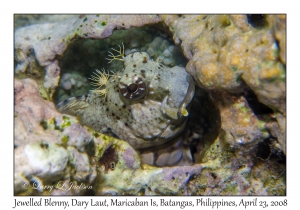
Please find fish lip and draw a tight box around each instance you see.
[177,74,195,118]
[157,120,187,140]
[157,74,194,143]
[161,74,195,120]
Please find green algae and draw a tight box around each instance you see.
[258,60,286,82]
[54,119,60,130]
[257,120,268,135]
[230,66,238,72]
[63,31,82,45]
[92,131,100,138]
[58,116,71,130]
[61,135,69,147]
[62,115,69,120]
[222,182,238,195]
[38,85,49,100]
[39,116,72,132]
[97,145,104,158]
[233,102,251,113]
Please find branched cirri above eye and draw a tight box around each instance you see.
[88,68,111,98]
[119,75,146,101]
[106,42,125,63]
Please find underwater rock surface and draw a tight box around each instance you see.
[14,14,285,195]
[14,15,162,96]
[162,14,286,154]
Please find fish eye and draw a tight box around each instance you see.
[119,74,147,101]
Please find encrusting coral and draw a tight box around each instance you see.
[162,14,286,154]
[14,14,286,195]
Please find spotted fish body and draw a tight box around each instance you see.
[58,51,195,149]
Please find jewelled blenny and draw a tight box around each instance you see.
[57,43,195,149]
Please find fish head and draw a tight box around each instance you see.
[105,51,195,148]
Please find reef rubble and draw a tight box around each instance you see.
[14,14,286,195]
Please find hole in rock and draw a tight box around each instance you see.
[242,88,274,116]
[53,24,187,104]
[54,23,221,167]
[186,87,221,163]
[246,14,268,29]
[256,138,286,165]
[98,145,118,172]
[256,139,271,160]
[138,87,221,166]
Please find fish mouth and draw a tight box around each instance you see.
[177,74,195,118]
[131,73,195,148]
[157,120,187,140]
[158,74,195,141]
[161,74,195,120]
